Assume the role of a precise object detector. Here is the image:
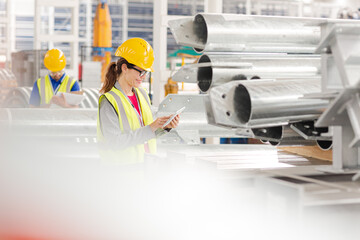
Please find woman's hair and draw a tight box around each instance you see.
[100,57,130,94]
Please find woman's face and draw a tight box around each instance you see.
[125,65,149,88]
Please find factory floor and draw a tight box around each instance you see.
[1,140,359,240]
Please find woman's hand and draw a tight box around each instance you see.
[149,116,171,132]
[164,115,180,129]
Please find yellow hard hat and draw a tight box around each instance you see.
[115,38,154,72]
[44,48,66,72]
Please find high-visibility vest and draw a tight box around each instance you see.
[97,86,156,164]
[36,74,76,105]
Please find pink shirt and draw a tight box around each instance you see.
[128,94,140,115]
[128,93,150,153]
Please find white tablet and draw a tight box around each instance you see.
[56,92,85,105]
[162,106,186,128]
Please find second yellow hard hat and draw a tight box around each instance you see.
[44,48,66,72]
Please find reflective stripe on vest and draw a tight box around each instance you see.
[97,87,156,163]
[37,74,76,105]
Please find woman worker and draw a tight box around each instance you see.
[97,38,179,163]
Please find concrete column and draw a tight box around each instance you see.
[152,0,167,106]
[122,0,128,43]
[85,0,92,58]
[204,0,223,13]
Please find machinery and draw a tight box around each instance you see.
[92,0,112,83]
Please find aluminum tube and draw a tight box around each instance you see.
[269,139,317,146]
[0,108,97,137]
[2,87,32,108]
[316,140,333,150]
[252,125,311,142]
[233,78,329,126]
[168,13,326,53]
[269,138,332,148]
[264,125,316,146]
[197,54,321,92]
[3,87,100,108]
[252,126,283,141]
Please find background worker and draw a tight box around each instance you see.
[97,38,179,162]
[29,48,81,108]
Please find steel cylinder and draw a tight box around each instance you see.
[267,126,316,146]
[316,140,333,150]
[197,54,321,92]
[233,78,329,126]
[2,87,100,108]
[0,108,97,137]
[169,13,326,53]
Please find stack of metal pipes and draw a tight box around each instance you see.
[169,13,333,147]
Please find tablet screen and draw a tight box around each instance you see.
[162,106,186,127]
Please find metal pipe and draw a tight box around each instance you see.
[233,78,329,127]
[316,140,333,150]
[196,54,321,92]
[2,87,100,108]
[168,13,327,53]
[0,108,97,137]
[252,125,317,146]
[266,126,316,146]
[269,139,317,147]
[268,139,332,149]
[251,126,283,141]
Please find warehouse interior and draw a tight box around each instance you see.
[2,0,360,239]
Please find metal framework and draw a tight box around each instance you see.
[34,0,79,78]
[152,0,222,107]
[315,23,360,173]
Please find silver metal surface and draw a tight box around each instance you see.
[163,144,281,170]
[315,23,360,172]
[0,108,97,137]
[2,87,100,108]
[290,120,331,141]
[207,78,329,129]
[317,23,360,89]
[168,13,326,53]
[171,63,198,83]
[156,94,248,141]
[196,54,321,92]
[258,170,360,208]
[252,125,319,146]
[316,88,360,170]
[233,78,329,127]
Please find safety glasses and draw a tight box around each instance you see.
[50,70,64,77]
[128,65,149,77]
